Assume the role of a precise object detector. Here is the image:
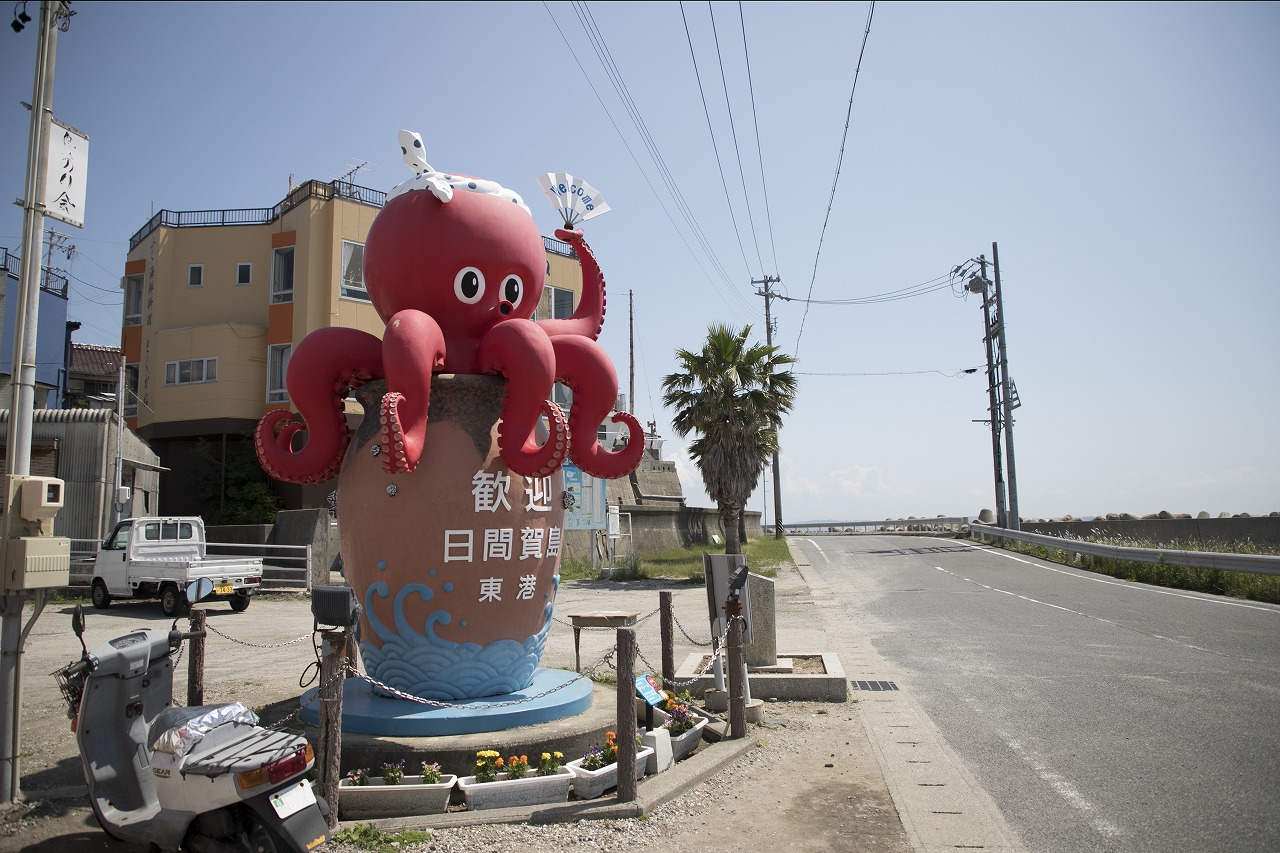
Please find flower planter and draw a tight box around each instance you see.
[566,747,655,800]
[456,767,573,810]
[668,718,708,762]
[338,775,457,820]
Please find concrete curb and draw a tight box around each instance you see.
[342,736,757,832]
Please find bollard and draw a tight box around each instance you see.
[615,627,638,802]
[317,629,349,830]
[186,609,206,707]
[725,601,746,739]
[659,590,674,685]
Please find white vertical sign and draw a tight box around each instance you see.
[43,116,88,229]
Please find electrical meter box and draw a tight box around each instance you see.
[21,476,63,521]
[1,475,71,592]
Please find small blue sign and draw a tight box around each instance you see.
[635,673,665,707]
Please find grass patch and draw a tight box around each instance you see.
[332,823,431,852]
[975,533,1280,604]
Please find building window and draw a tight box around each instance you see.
[164,357,217,386]
[237,262,252,286]
[267,343,291,403]
[187,264,203,287]
[537,285,574,320]
[271,246,294,304]
[123,364,138,417]
[123,274,143,326]
[340,240,367,300]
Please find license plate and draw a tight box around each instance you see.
[215,584,234,596]
[270,778,315,819]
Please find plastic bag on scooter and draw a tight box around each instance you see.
[150,702,260,757]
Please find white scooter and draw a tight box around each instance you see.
[55,579,329,852]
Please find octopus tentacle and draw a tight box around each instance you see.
[550,334,646,479]
[477,319,567,477]
[380,309,446,473]
[537,228,606,341]
[254,327,385,484]
[497,399,568,479]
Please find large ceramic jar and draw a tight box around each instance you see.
[337,375,565,700]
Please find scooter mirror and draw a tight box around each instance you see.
[186,577,215,605]
[71,604,85,638]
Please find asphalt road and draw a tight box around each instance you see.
[791,534,1280,853]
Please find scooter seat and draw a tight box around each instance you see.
[150,702,259,757]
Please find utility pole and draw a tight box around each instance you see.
[2,1,74,802]
[967,257,1007,528]
[753,276,784,539]
[962,247,1021,530]
[991,242,1019,530]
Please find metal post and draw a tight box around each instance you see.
[1,1,63,803]
[112,360,125,528]
[992,242,1019,530]
[615,627,637,802]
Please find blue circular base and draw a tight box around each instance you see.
[299,668,593,736]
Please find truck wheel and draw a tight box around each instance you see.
[90,580,111,610]
[230,592,251,612]
[160,584,184,618]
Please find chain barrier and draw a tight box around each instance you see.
[634,619,729,688]
[346,665,588,711]
[671,612,714,647]
[203,622,311,649]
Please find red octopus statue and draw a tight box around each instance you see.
[254,159,645,485]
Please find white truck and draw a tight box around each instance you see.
[91,517,264,616]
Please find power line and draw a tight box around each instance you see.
[739,1,779,275]
[541,2,754,319]
[796,366,982,378]
[794,0,876,358]
[709,1,764,275]
[680,0,753,279]
[575,1,744,300]
[777,273,959,305]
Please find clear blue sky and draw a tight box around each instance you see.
[3,1,1277,522]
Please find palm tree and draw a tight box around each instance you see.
[661,323,797,554]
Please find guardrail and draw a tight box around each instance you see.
[971,523,1280,577]
[784,517,970,534]
[204,541,313,590]
[67,541,313,590]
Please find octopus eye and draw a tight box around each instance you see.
[502,275,523,307]
[454,267,485,304]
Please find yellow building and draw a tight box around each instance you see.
[121,179,584,518]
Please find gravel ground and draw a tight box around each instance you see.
[322,704,910,853]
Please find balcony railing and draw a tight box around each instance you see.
[128,179,388,250]
[128,180,579,262]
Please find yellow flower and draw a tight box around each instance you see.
[553,751,564,759]
[541,752,551,761]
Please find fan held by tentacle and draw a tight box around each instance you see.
[536,173,611,229]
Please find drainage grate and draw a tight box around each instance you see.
[851,680,899,691]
